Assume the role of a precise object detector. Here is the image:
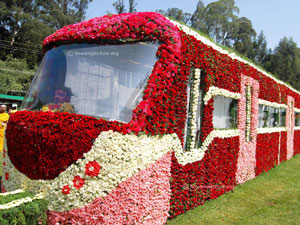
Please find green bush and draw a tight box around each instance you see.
[0,195,48,225]
[0,191,33,205]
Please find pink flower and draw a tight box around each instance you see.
[85,161,101,177]
[73,176,85,189]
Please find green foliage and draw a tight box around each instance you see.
[233,17,256,57]
[156,8,191,25]
[113,0,126,14]
[250,31,269,65]
[264,37,300,90]
[0,192,33,205]
[0,199,48,225]
[128,0,137,13]
[0,0,93,67]
[191,0,207,33]
[0,55,35,94]
[202,0,239,46]
[188,1,265,64]
[112,0,138,14]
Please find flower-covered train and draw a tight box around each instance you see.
[2,12,300,224]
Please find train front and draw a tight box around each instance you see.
[2,12,184,224]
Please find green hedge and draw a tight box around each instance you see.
[0,193,48,225]
[0,192,33,205]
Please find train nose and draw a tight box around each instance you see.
[5,111,104,180]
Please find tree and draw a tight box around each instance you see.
[264,37,300,89]
[156,8,191,25]
[191,0,208,34]
[0,0,93,67]
[250,31,268,65]
[204,0,239,46]
[0,1,52,67]
[73,0,93,22]
[0,55,35,94]
[233,17,256,57]
[113,0,126,14]
[128,0,137,13]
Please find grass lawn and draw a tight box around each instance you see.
[167,154,300,225]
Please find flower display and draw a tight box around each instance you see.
[3,12,300,224]
[280,132,287,162]
[293,131,300,155]
[73,176,85,190]
[62,185,70,195]
[256,133,280,175]
[286,96,295,159]
[47,152,172,225]
[85,161,101,177]
[3,131,180,212]
[5,172,9,181]
[236,75,259,184]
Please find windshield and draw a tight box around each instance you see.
[22,42,159,122]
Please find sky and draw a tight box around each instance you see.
[86,0,300,50]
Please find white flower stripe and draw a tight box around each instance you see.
[0,193,44,210]
[294,107,300,113]
[4,131,181,212]
[175,129,240,165]
[0,189,24,196]
[3,127,241,211]
[188,68,201,149]
[204,86,240,105]
[258,99,287,108]
[257,127,287,134]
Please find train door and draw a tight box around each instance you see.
[286,96,294,159]
[236,75,259,184]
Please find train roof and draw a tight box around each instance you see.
[43,12,300,97]
[169,19,300,97]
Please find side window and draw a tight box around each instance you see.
[280,108,286,127]
[295,112,300,126]
[270,107,280,127]
[213,96,238,129]
[257,105,280,128]
[184,68,203,150]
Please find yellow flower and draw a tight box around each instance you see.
[41,106,50,112]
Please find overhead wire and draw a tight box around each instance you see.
[0,43,43,55]
[0,39,42,49]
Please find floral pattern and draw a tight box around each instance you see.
[47,152,172,225]
[73,176,85,190]
[3,131,180,212]
[2,12,300,224]
[62,185,70,195]
[236,75,259,184]
[85,161,101,177]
